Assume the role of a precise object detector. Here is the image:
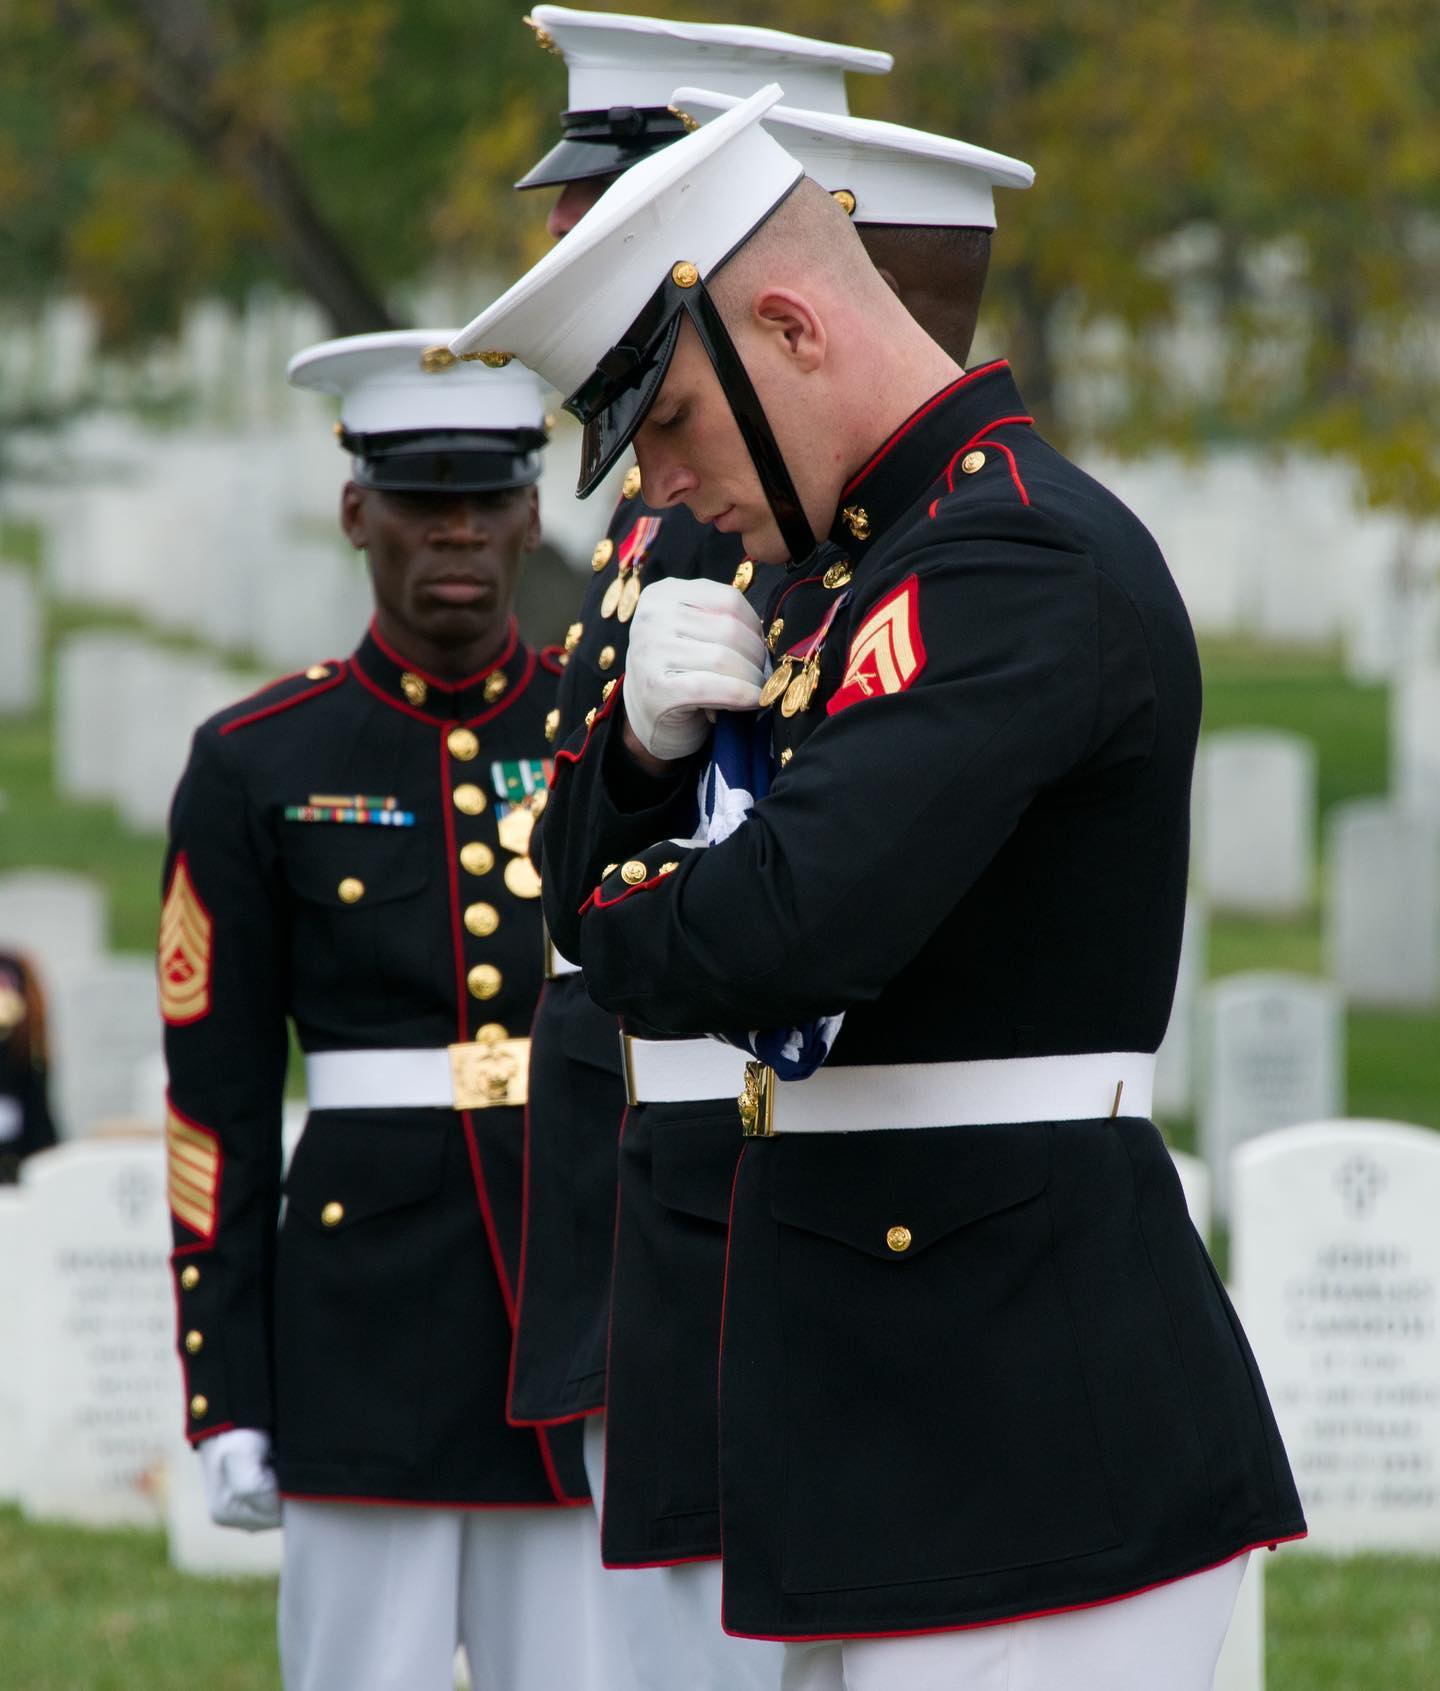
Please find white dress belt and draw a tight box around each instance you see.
[623,1039,1155,1132]
[306,1040,530,1112]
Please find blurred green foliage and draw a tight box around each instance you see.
[2,0,1438,508]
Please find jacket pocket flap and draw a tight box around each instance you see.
[285,1113,448,1229]
[650,1106,743,1224]
[770,1124,1048,1261]
[282,827,430,908]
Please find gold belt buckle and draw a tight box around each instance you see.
[738,1060,775,1138]
[448,1036,530,1110]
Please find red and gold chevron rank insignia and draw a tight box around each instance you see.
[158,854,213,1026]
[166,1101,221,1240]
[826,575,927,716]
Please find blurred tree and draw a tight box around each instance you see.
[2,0,1437,511]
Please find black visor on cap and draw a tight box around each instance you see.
[566,269,815,566]
[515,107,690,190]
[343,429,546,495]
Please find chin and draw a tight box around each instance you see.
[741,525,791,568]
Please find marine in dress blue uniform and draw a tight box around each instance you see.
[161,331,620,1691]
[0,952,56,1179]
[451,90,1306,1691]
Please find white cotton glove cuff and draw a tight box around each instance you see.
[621,577,768,762]
[198,1426,282,1531]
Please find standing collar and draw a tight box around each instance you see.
[825,360,1031,557]
[351,617,533,724]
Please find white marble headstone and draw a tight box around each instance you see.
[1199,972,1345,1220]
[1326,802,1440,1009]
[0,868,106,974]
[1391,665,1440,817]
[0,1188,26,1501]
[1195,731,1316,915]
[54,631,154,802]
[0,565,41,716]
[49,955,163,1138]
[1234,1120,1440,1552]
[18,1139,181,1527]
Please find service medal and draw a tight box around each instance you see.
[600,570,624,619]
[617,569,642,623]
[758,657,794,710]
[781,657,820,718]
[496,807,535,856]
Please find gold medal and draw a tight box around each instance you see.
[758,657,794,710]
[503,855,543,899]
[781,657,820,718]
[496,807,535,857]
[600,570,624,619]
[617,569,642,622]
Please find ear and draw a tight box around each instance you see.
[750,287,826,374]
[522,485,542,552]
[339,481,368,550]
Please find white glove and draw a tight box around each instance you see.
[198,1427,282,1531]
[621,577,767,762]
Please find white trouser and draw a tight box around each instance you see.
[583,1414,785,1691]
[279,1498,624,1691]
[779,1552,1248,1691]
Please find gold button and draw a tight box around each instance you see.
[732,559,754,592]
[598,645,616,670]
[584,707,597,728]
[622,465,643,500]
[961,450,986,475]
[321,1201,345,1228]
[190,1395,209,1419]
[886,1225,912,1254]
[564,622,584,652]
[671,260,699,288]
[184,1330,204,1355]
[305,664,331,681]
[503,856,542,899]
[592,537,615,572]
[475,1022,509,1043]
[337,877,365,904]
[400,671,428,706]
[657,861,679,876]
[453,784,486,815]
[544,708,560,744]
[823,559,853,590]
[180,1266,200,1290]
[601,679,617,702]
[779,747,794,767]
[620,860,647,885]
[468,963,502,1000]
[460,841,494,876]
[448,727,479,761]
[464,901,499,937]
[484,671,508,703]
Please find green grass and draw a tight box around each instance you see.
[0,1509,1434,1690]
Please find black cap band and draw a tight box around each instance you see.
[341,428,546,494]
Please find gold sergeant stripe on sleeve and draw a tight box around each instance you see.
[158,855,213,1025]
[166,1105,221,1239]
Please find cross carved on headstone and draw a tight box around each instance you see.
[1336,1154,1385,1219]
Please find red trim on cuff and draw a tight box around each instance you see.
[553,670,623,770]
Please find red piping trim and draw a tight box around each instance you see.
[351,645,536,727]
[839,362,1008,499]
[188,1420,239,1447]
[539,644,565,676]
[351,661,442,724]
[218,662,347,736]
[553,672,622,770]
[509,1402,606,1430]
[590,871,669,913]
[462,645,536,729]
[368,615,518,692]
[171,1240,209,1257]
[439,737,470,1032]
[721,1531,1309,1642]
[534,1424,589,1507]
[603,1551,722,1570]
[280,1490,584,1512]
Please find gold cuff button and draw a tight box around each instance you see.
[338,877,365,904]
[592,537,615,572]
[460,841,494,876]
[468,963,502,1000]
[620,860,647,885]
[622,465,643,500]
[184,1330,204,1355]
[448,727,479,761]
[464,901,500,937]
[961,450,986,475]
[190,1395,209,1419]
[886,1225,913,1254]
[400,671,428,706]
[732,559,754,592]
[453,784,486,815]
[544,708,560,744]
[321,1201,345,1228]
[180,1266,200,1290]
[598,644,616,670]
